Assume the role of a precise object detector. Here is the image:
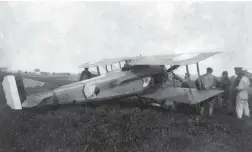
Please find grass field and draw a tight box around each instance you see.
[1,72,252,152]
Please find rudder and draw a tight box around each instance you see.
[2,75,22,110]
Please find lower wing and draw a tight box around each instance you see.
[140,85,224,104]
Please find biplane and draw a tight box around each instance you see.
[2,51,224,112]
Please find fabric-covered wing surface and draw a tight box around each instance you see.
[79,56,138,68]
[141,86,224,104]
[22,90,53,108]
[79,52,220,68]
[130,52,220,66]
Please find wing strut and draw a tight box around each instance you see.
[186,65,192,92]
[105,65,108,73]
[196,62,202,90]
[119,62,122,69]
[96,66,100,76]
[170,65,176,88]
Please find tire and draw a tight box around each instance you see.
[163,100,176,111]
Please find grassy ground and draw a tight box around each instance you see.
[1,72,252,152]
[1,102,252,152]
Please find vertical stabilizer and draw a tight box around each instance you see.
[2,75,22,110]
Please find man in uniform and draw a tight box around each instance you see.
[199,67,218,116]
[219,71,231,110]
[230,67,243,115]
[181,72,196,88]
[122,62,131,71]
[235,70,250,119]
[184,73,190,80]
[79,68,92,81]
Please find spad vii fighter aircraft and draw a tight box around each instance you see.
[2,51,223,111]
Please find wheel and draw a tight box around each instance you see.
[163,100,176,111]
[170,102,177,111]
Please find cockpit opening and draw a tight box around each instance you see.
[122,62,131,71]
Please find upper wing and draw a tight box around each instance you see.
[130,52,221,66]
[78,56,139,68]
[79,51,221,68]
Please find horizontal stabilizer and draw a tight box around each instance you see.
[22,91,53,108]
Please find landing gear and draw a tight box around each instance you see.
[197,96,217,116]
[195,103,202,115]
[138,97,161,107]
[137,96,176,110]
[138,96,160,107]
[163,100,176,111]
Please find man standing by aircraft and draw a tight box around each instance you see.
[79,68,92,81]
[219,71,231,110]
[235,70,250,119]
[199,67,218,116]
[184,72,190,80]
[230,67,243,115]
[181,72,196,88]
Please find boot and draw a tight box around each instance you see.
[200,107,204,116]
[209,107,213,116]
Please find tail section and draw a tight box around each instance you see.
[2,75,22,110]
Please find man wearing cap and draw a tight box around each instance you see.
[234,67,243,87]
[216,71,231,109]
[235,70,250,119]
[230,67,243,115]
[184,73,190,80]
[181,72,196,88]
[79,68,92,81]
[199,67,218,116]
[122,62,131,71]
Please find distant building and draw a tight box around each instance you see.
[40,72,50,75]
[58,73,71,76]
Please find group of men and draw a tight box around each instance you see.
[194,67,250,119]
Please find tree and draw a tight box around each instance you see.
[34,68,40,73]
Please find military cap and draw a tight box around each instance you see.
[234,67,242,70]
[222,71,228,75]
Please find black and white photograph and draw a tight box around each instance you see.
[1,1,252,152]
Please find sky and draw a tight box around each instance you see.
[0,1,252,76]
